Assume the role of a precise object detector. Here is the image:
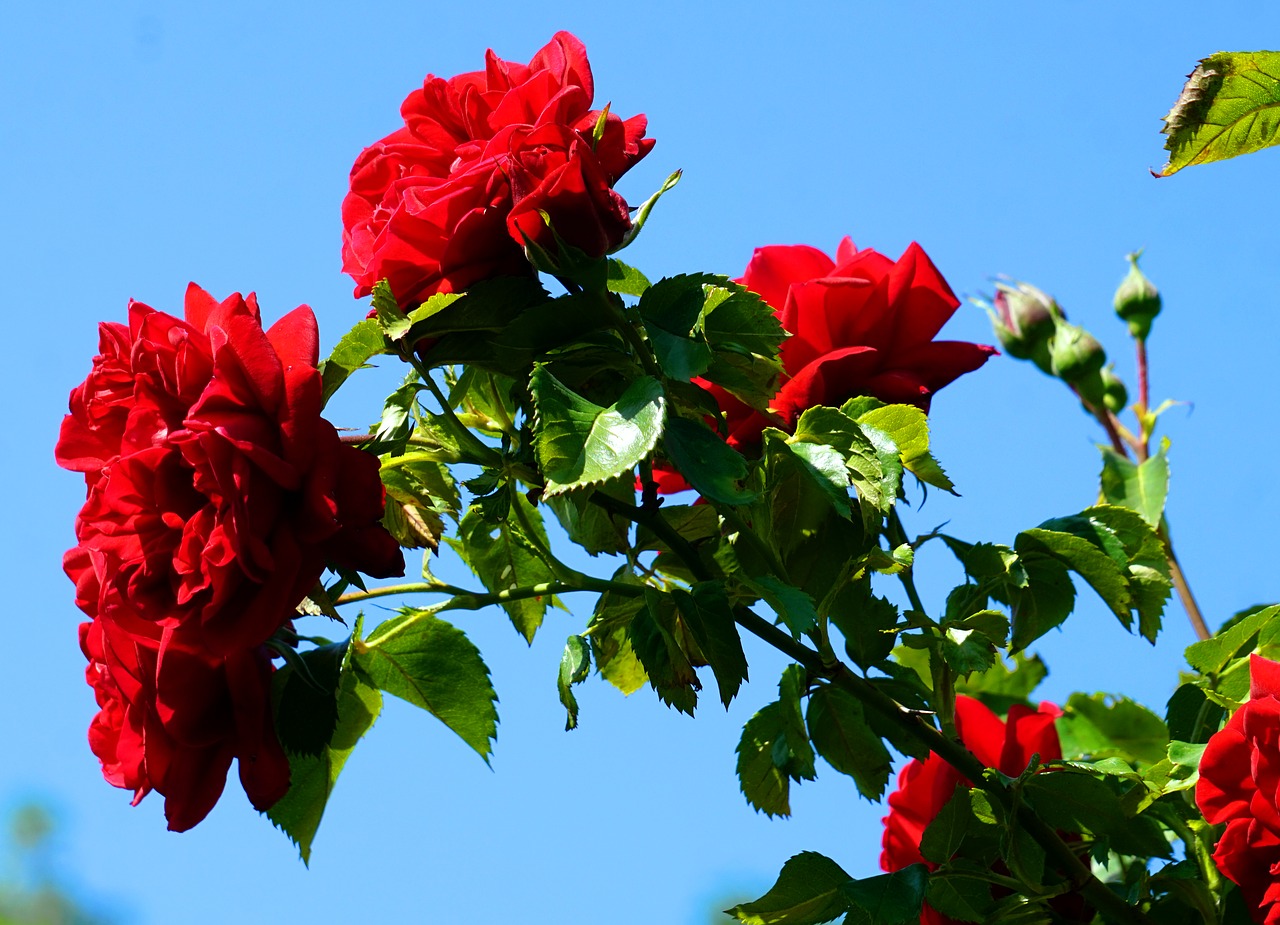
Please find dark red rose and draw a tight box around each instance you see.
[58,284,405,828]
[79,617,289,832]
[881,695,1062,925]
[341,31,654,307]
[1197,655,1280,925]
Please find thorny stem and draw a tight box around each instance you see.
[1136,338,1150,450]
[335,577,643,609]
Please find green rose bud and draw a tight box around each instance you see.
[1113,251,1161,341]
[1050,320,1106,385]
[1100,365,1128,413]
[985,281,1059,372]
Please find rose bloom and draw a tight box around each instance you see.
[58,284,404,828]
[881,695,1062,925]
[723,238,995,450]
[342,31,654,307]
[1197,654,1280,925]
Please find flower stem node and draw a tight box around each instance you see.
[1113,251,1162,341]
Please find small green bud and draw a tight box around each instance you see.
[984,281,1060,373]
[1113,251,1161,341]
[1050,320,1106,384]
[1100,365,1128,412]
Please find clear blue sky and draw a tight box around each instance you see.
[6,3,1280,922]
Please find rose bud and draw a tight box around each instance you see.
[1100,365,1128,413]
[985,281,1058,373]
[1049,319,1106,385]
[1113,251,1161,341]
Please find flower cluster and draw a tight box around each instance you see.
[341,31,654,307]
[57,285,403,830]
[1197,655,1280,925]
[881,695,1062,925]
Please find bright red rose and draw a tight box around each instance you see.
[58,284,404,652]
[58,284,404,828]
[881,695,1062,925]
[341,31,654,307]
[723,238,995,451]
[79,617,289,832]
[1196,655,1280,925]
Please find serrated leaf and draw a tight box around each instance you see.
[1100,443,1169,528]
[749,575,820,636]
[367,377,424,456]
[588,581,649,696]
[606,258,651,297]
[920,787,976,865]
[1017,528,1132,628]
[736,702,793,817]
[806,683,892,800]
[1185,604,1280,675]
[531,366,665,496]
[672,582,749,707]
[371,279,406,337]
[827,581,899,670]
[1023,770,1171,858]
[1161,51,1280,176]
[700,278,788,409]
[854,403,954,493]
[662,414,756,504]
[356,609,498,761]
[268,616,379,864]
[956,653,1048,715]
[637,274,715,381]
[925,875,993,924]
[842,865,929,925]
[1003,552,1076,653]
[544,478,633,557]
[778,664,817,782]
[446,495,558,642]
[728,851,853,925]
[319,318,386,407]
[628,589,700,714]
[557,635,592,731]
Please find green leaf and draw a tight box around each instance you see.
[1100,442,1170,528]
[826,580,899,670]
[588,580,649,696]
[1160,51,1280,176]
[793,407,896,531]
[700,278,788,409]
[446,495,559,642]
[530,366,665,496]
[749,575,820,636]
[956,653,1049,714]
[319,318,386,407]
[371,279,407,338]
[736,702,793,817]
[854,403,954,493]
[1185,604,1280,675]
[356,610,498,761]
[557,635,592,731]
[1017,528,1132,628]
[637,274,715,381]
[920,787,976,865]
[842,865,929,925]
[1057,693,1169,766]
[1003,552,1076,653]
[765,430,854,557]
[662,414,756,504]
[672,582,749,707]
[925,874,993,924]
[806,683,892,800]
[273,638,348,757]
[727,851,853,925]
[268,616,380,864]
[367,377,424,456]
[1023,770,1171,857]
[606,258,651,297]
[380,454,460,551]
[628,589,701,714]
[544,478,633,557]
[778,665,817,782]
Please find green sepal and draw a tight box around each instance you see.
[616,169,681,250]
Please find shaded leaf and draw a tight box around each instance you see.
[662,414,756,504]
[319,318,386,407]
[736,702,793,817]
[806,683,892,800]
[727,851,853,925]
[842,865,929,925]
[557,635,592,731]
[628,589,700,714]
[1057,693,1169,766]
[672,582,749,707]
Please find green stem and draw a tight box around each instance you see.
[338,577,644,611]
[420,374,503,468]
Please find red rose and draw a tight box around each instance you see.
[58,284,404,828]
[1196,655,1280,925]
[881,695,1062,925]
[341,31,654,307]
[726,238,995,451]
[80,617,288,832]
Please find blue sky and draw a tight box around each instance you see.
[7,3,1280,922]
